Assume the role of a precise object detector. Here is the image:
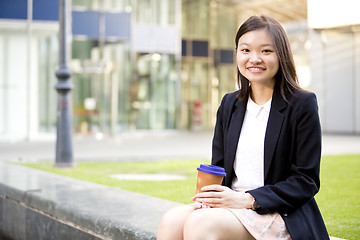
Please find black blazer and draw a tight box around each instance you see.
[211,88,329,240]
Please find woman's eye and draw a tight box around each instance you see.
[263,49,273,53]
[240,49,249,53]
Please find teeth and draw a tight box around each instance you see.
[250,67,262,71]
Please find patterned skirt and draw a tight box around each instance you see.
[226,208,291,240]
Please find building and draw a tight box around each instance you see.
[0,0,359,141]
[307,0,360,133]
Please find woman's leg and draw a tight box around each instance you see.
[183,208,255,240]
[157,205,195,240]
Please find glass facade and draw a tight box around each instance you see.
[71,40,132,135]
[133,53,178,130]
[136,0,176,25]
[38,33,58,133]
[71,0,133,135]
[181,0,237,129]
[0,19,59,139]
[5,0,347,140]
[131,0,180,131]
[72,0,132,11]
[71,0,180,135]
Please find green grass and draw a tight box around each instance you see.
[21,155,359,240]
[22,159,209,203]
[316,155,360,240]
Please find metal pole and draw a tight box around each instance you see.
[55,0,74,167]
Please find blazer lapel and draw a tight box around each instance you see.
[264,89,287,180]
[225,98,246,184]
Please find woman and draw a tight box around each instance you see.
[157,15,329,240]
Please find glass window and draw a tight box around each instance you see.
[132,53,178,130]
[103,0,132,12]
[71,39,132,134]
[211,4,237,49]
[136,0,152,24]
[73,0,132,12]
[180,59,211,129]
[136,0,176,25]
[155,0,176,25]
[38,34,58,132]
[182,0,209,38]
[73,0,99,9]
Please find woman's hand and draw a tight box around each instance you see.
[191,185,254,209]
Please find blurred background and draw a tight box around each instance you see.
[0,0,359,142]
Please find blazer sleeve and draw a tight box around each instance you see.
[248,92,322,214]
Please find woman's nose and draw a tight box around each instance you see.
[249,54,262,64]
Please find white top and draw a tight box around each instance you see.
[231,96,272,192]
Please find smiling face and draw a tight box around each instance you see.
[236,29,279,88]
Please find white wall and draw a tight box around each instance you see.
[307,29,325,129]
[0,35,5,135]
[309,28,360,134]
[355,31,360,133]
[308,0,360,28]
[324,30,354,132]
[2,33,28,139]
[0,31,42,141]
[29,35,40,139]
[133,25,180,54]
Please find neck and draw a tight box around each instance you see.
[250,83,274,105]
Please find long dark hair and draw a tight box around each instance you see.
[235,15,301,101]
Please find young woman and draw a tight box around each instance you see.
[157,15,329,240]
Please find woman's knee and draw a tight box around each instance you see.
[157,205,195,240]
[183,209,221,239]
[161,205,194,226]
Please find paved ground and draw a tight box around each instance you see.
[0,131,212,163]
[1,130,359,163]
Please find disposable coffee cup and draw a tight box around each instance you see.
[196,164,226,193]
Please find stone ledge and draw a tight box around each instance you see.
[0,162,183,239]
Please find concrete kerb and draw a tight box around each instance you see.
[0,162,183,240]
[0,164,348,240]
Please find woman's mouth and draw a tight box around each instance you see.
[247,66,265,72]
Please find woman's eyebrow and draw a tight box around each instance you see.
[238,43,274,47]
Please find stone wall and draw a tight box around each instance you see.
[0,163,182,240]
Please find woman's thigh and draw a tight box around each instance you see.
[157,204,195,240]
[183,208,255,240]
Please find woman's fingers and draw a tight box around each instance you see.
[192,185,229,201]
[193,191,221,202]
[200,184,226,192]
[192,185,235,208]
[192,186,252,209]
